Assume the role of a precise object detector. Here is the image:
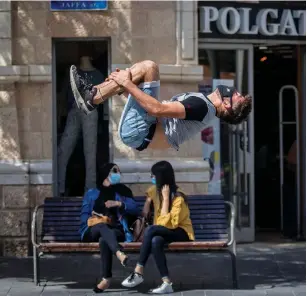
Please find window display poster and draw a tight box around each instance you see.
[199,79,234,194]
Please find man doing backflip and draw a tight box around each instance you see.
[69,60,252,151]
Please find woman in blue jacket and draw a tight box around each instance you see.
[79,163,139,293]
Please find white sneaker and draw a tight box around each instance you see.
[151,282,174,294]
[121,272,144,288]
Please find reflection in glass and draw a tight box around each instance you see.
[199,49,250,228]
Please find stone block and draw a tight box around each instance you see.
[16,83,41,108]
[148,9,176,38]
[131,1,175,11]
[133,35,176,64]
[178,183,194,194]
[111,35,132,64]
[110,105,124,131]
[19,131,43,160]
[12,37,36,64]
[29,107,42,132]
[40,83,52,110]
[12,10,49,37]
[0,84,16,107]
[0,107,21,161]
[16,108,30,132]
[48,10,125,37]
[0,38,12,66]
[194,183,209,195]
[3,185,29,208]
[13,1,49,11]
[42,131,52,159]
[146,37,176,64]
[108,1,132,10]
[0,1,11,11]
[131,37,147,63]
[131,10,149,37]
[112,131,136,159]
[30,185,52,207]
[0,12,11,38]
[35,37,52,64]
[127,184,150,196]
[3,239,28,257]
[0,211,29,236]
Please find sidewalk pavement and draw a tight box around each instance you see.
[0,242,305,296]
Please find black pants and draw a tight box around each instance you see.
[83,223,124,278]
[137,225,189,278]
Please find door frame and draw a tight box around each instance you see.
[51,37,112,196]
[198,42,255,242]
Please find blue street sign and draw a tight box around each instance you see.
[50,1,108,11]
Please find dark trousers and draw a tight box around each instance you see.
[137,225,189,278]
[83,223,124,278]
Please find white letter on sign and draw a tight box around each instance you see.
[279,10,298,36]
[294,10,306,36]
[257,9,279,36]
[199,7,219,33]
[217,7,241,34]
[238,8,258,34]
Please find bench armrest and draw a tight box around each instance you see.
[224,201,236,247]
[31,205,45,249]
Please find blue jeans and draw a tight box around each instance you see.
[137,225,189,278]
[118,81,160,149]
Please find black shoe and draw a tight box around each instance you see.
[69,65,98,115]
[93,285,105,293]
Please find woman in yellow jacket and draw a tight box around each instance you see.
[122,160,195,294]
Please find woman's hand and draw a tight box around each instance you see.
[105,200,122,208]
[161,185,170,200]
[109,68,131,86]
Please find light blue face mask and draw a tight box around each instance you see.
[151,177,156,185]
[109,173,121,185]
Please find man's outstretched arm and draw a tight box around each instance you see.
[109,69,186,119]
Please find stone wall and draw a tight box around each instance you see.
[0,184,52,257]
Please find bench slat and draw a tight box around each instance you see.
[42,234,228,242]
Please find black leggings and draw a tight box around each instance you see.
[137,225,189,278]
[83,223,124,278]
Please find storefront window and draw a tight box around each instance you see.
[54,40,109,197]
[199,48,251,228]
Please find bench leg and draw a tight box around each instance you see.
[229,250,238,289]
[33,246,40,286]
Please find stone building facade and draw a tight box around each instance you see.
[0,1,209,256]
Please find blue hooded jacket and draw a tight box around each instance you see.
[79,188,139,242]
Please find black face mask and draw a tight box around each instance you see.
[216,85,236,107]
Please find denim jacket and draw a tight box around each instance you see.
[79,188,139,242]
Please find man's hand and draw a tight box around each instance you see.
[109,68,131,86]
[105,200,122,208]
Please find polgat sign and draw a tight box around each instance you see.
[199,4,306,40]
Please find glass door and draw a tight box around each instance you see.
[199,43,255,242]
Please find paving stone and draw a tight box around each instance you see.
[232,291,267,295]
[205,291,232,296]
[266,292,295,296]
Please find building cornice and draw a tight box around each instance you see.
[0,64,203,84]
[0,159,210,185]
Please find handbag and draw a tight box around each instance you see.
[131,216,148,242]
[87,213,111,227]
[130,199,152,242]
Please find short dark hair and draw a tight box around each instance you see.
[221,94,252,124]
